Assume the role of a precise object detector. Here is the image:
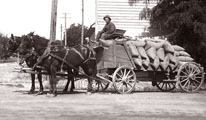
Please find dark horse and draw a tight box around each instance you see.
[7,34,44,94]
[17,33,77,95]
[17,33,104,97]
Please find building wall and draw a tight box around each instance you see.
[95,0,158,37]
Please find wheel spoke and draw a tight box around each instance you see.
[123,69,126,77]
[181,70,188,76]
[161,83,165,89]
[191,67,198,74]
[125,70,132,77]
[182,79,190,88]
[193,79,201,84]
[180,77,189,83]
[116,73,123,79]
[185,66,190,74]
[186,80,191,91]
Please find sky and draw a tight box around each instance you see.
[0,0,95,40]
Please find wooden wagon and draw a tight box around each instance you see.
[94,39,205,94]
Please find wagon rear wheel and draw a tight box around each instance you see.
[155,69,176,92]
[112,66,137,94]
[177,62,204,92]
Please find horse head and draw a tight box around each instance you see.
[17,34,34,55]
[7,34,21,53]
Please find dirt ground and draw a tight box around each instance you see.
[0,62,206,120]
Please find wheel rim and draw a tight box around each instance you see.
[178,62,204,92]
[112,66,136,94]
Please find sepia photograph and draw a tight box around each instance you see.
[0,0,206,120]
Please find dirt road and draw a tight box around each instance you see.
[0,62,206,120]
[0,85,206,120]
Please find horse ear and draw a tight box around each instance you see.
[11,34,14,39]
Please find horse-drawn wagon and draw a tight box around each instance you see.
[93,38,205,94]
[13,31,205,95]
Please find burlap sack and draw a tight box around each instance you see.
[128,43,139,57]
[160,56,170,71]
[178,56,194,62]
[163,41,175,53]
[145,40,164,50]
[146,47,156,61]
[150,57,160,71]
[137,46,147,59]
[166,52,176,65]
[126,40,145,47]
[133,58,142,67]
[156,48,165,62]
[179,51,190,57]
[142,55,150,69]
[172,45,185,51]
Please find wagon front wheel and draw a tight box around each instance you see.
[112,66,137,94]
[93,80,109,92]
[177,62,204,92]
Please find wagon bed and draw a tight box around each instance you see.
[95,39,205,94]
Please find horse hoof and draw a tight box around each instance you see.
[28,91,35,94]
[62,90,68,94]
[46,93,57,97]
[35,91,43,96]
[86,92,92,95]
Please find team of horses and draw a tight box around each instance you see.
[8,32,104,97]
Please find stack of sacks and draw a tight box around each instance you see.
[127,40,145,68]
[127,38,194,71]
[173,45,194,63]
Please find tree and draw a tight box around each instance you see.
[0,33,10,59]
[149,0,206,68]
[64,23,88,47]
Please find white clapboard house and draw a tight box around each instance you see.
[88,0,158,39]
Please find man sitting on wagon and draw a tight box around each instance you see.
[96,15,116,41]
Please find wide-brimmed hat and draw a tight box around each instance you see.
[103,15,111,20]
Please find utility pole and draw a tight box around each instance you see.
[81,0,84,45]
[62,13,68,46]
[49,0,58,44]
[60,24,63,44]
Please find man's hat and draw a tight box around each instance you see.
[103,15,111,20]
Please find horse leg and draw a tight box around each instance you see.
[70,76,75,92]
[63,70,75,93]
[29,73,35,94]
[50,65,58,97]
[36,71,43,95]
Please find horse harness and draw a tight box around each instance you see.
[48,46,96,75]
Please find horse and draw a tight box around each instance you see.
[17,33,76,94]
[17,33,104,97]
[7,34,45,94]
[41,44,102,97]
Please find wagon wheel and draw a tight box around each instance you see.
[93,75,110,92]
[156,81,176,92]
[112,66,137,94]
[155,68,176,92]
[177,62,204,92]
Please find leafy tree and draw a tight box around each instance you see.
[63,23,88,47]
[149,0,206,68]
[0,33,10,59]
